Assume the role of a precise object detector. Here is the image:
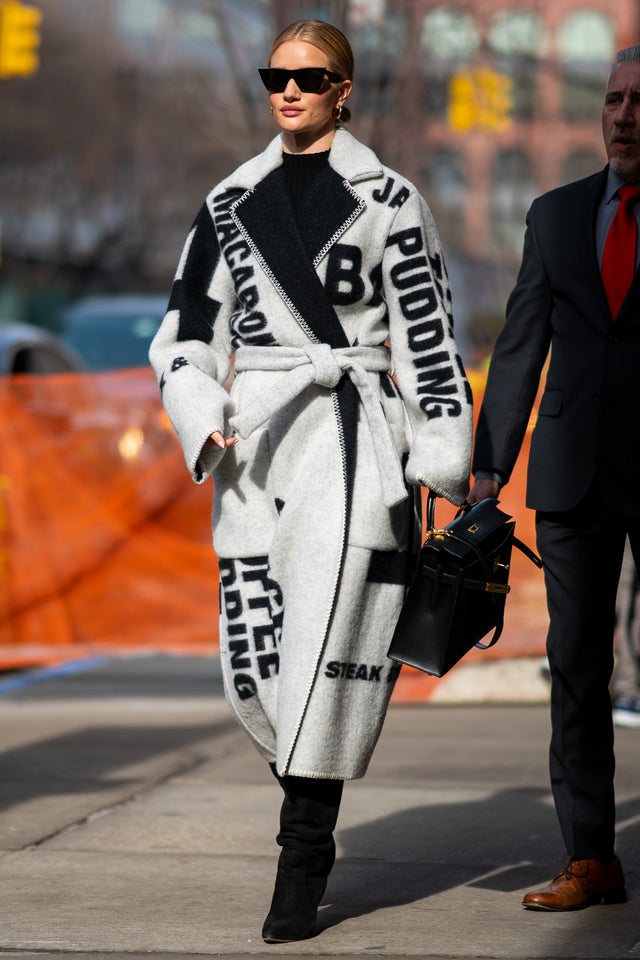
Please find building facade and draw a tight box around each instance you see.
[275,0,639,357]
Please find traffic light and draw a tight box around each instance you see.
[448,68,513,133]
[0,0,41,78]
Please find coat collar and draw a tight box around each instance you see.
[223,128,384,192]
[226,130,383,346]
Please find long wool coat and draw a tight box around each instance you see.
[150,128,473,779]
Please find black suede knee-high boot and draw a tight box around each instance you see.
[262,774,344,944]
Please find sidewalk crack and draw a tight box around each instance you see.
[21,749,210,852]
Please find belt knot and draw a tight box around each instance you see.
[303,343,343,388]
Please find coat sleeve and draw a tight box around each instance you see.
[149,201,237,482]
[383,189,473,506]
[472,200,553,484]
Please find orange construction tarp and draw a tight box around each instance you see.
[0,368,219,669]
[394,369,548,702]
[0,367,547,691]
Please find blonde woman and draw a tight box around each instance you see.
[150,19,472,943]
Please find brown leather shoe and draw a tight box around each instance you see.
[523,857,626,911]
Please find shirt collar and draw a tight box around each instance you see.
[604,166,635,204]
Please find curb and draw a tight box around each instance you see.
[390,655,551,706]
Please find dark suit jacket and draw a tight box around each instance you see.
[473,165,640,516]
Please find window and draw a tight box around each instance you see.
[352,10,408,117]
[488,9,545,118]
[558,11,615,121]
[353,9,406,60]
[491,149,536,256]
[421,8,479,61]
[559,148,605,185]
[558,10,614,62]
[115,0,166,40]
[421,148,465,248]
[421,8,479,120]
[488,10,543,58]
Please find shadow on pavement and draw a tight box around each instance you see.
[317,785,640,932]
[0,718,234,812]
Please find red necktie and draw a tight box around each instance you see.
[601,184,640,318]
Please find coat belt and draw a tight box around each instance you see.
[229,344,408,508]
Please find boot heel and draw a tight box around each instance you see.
[261,870,325,943]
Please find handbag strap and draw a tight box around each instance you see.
[426,491,542,568]
[427,489,467,532]
[426,490,438,531]
[425,554,506,650]
[513,535,543,568]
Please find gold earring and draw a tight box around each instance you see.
[334,103,343,121]
[269,105,274,116]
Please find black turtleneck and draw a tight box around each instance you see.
[281,150,331,216]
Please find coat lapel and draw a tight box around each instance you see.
[231,165,363,348]
[617,270,640,329]
[580,169,611,324]
[297,165,365,265]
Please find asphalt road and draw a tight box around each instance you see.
[0,654,638,959]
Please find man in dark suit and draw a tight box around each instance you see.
[468,45,640,911]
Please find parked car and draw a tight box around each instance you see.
[0,323,85,374]
[53,294,167,371]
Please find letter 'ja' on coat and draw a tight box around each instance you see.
[150,129,473,779]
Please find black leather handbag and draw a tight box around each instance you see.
[387,492,542,678]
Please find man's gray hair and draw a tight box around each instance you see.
[609,45,640,78]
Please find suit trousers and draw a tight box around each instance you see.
[536,486,640,860]
[613,539,640,700]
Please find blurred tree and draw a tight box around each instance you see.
[0,0,618,360]
[0,0,274,301]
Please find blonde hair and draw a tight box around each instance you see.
[269,19,354,123]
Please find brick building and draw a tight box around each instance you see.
[275,0,640,357]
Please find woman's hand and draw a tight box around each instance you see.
[210,431,238,449]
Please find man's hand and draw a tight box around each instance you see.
[467,478,501,504]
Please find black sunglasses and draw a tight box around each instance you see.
[258,67,344,94]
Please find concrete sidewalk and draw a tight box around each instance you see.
[0,655,639,959]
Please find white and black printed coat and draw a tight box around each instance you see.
[150,128,473,780]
